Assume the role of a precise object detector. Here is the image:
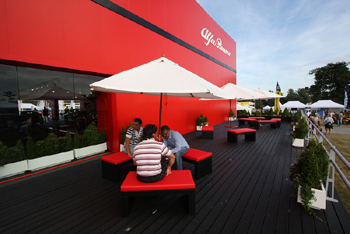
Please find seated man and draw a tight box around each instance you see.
[161,125,189,170]
[124,118,143,158]
[133,124,175,183]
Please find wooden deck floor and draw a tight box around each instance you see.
[0,121,349,234]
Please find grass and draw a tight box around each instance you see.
[322,124,350,215]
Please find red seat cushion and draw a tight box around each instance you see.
[228,128,256,134]
[238,118,254,121]
[202,126,213,131]
[271,118,281,121]
[101,152,132,164]
[121,170,195,191]
[256,120,277,123]
[182,148,212,161]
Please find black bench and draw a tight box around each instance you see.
[101,152,133,182]
[182,148,212,179]
[201,126,214,139]
[238,118,256,127]
[227,128,256,143]
[255,119,278,129]
[120,170,195,217]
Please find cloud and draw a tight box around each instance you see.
[197,0,350,93]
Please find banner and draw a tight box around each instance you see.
[344,85,348,109]
[274,82,282,113]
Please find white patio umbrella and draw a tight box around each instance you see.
[90,56,235,134]
[219,82,264,127]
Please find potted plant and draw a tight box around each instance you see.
[120,121,132,152]
[27,133,75,171]
[196,114,208,131]
[289,139,329,216]
[0,140,27,179]
[73,122,107,159]
[229,109,236,121]
[291,116,308,147]
[281,108,292,122]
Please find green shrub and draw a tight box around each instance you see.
[293,110,302,123]
[98,128,106,144]
[294,117,308,139]
[0,141,7,166]
[65,133,73,151]
[26,136,38,159]
[229,109,235,118]
[282,108,290,117]
[74,131,82,149]
[83,122,99,146]
[196,114,206,126]
[289,139,329,216]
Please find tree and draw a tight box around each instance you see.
[296,88,311,104]
[283,88,297,104]
[309,62,350,103]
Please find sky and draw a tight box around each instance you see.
[197,0,350,94]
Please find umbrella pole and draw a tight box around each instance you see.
[230,99,232,128]
[259,99,261,117]
[158,93,163,140]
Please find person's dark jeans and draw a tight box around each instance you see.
[137,157,169,183]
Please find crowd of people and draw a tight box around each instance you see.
[123,118,190,183]
[306,110,346,135]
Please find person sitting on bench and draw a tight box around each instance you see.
[161,125,189,170]
[124,118,143,158]
[133,124,176,183]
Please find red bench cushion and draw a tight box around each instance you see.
[121,170,195,191]
[101,152,132,164]
[271,118,281,121]
[256,120,277,123]
[238,118,255,121]
[202,126,213,131]
[182,148,212,161]
[228,128,256,134]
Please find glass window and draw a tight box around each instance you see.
[0,64,105,148]
[0,64,19,147]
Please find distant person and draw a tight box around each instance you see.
[311,113,322,131]
[161,125,189,170]
[324,114,334,135]
[338,112,343,127]
[43,107,49,122]
[124,118,143,158]
[133,124,175,183]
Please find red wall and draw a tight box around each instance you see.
[0,0,237,151]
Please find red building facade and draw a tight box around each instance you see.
[0,0,236,151]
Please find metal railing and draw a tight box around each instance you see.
[304,114,350,203]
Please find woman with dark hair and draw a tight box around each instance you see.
[133,124,176,183]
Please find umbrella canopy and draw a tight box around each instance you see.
[20,84,86,100]
[263,105,271,110]
[310,100,344,109]
[254,88,283,99]
[90,56,235,134]
[282,101,306,109]
[220,83,265,100]
[90,57,234,99]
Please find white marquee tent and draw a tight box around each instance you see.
[282,101,306,109]
[309,100,344,109]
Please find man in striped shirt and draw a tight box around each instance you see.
[133,124,175,183]
[124,118,143,158]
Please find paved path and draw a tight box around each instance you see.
[321,125,350,135]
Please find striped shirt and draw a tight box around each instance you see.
[133,139,171,177]
[124,126,143,147]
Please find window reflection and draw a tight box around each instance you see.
[0,64,104,147]
[0,64,19,147]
